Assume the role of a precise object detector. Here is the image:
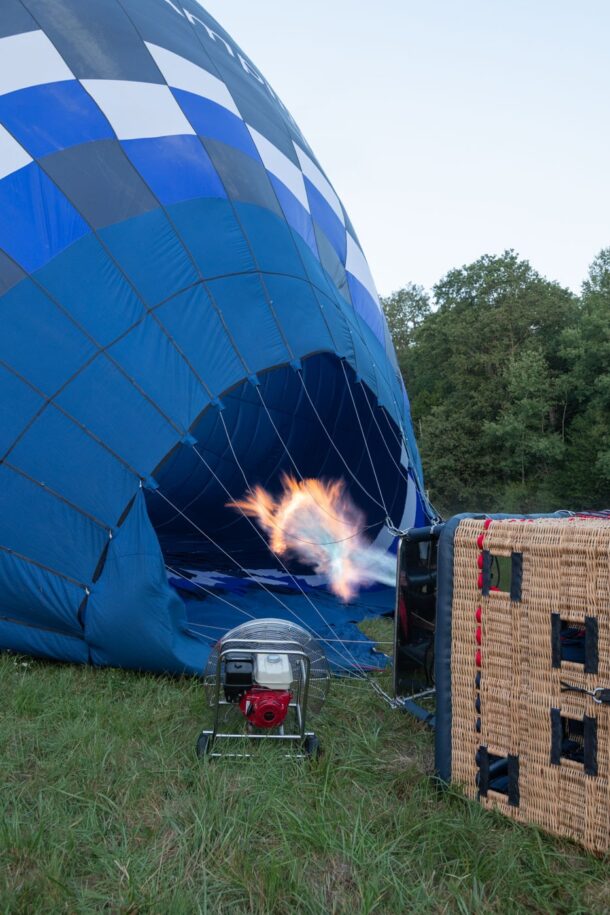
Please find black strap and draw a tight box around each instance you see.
[481,551,491,596]
[510,552,523,602]
[585,617,599,675]
[507,754,520,807]
[477,745,489,796]
[551,613,561,668]
[550,708,562,766]
[584,715,598,777]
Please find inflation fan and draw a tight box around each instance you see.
[196,619,331,759]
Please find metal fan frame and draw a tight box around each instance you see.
[197,620,330,760]
[203,618,331,716]
[197,639,319,759]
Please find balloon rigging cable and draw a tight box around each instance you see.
[154,373,404,704]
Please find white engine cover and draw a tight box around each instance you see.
[254,653,292,690]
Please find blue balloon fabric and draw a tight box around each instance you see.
[0,0,433,673]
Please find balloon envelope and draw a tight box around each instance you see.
[0,0,431,672]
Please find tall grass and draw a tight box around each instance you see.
[1,622,608,913]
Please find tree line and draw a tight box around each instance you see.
[381,249,610,516]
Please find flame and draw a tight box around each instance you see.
[228,474,396,602]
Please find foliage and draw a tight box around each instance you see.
[3,637,610,913]
[383,249,610,514]
[379,283,431,356]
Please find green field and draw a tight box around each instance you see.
[2,621,608,914]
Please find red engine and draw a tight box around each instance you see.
[239,687,292,729]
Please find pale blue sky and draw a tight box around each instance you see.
[204,0,609,297]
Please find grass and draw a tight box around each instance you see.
[2,619,609,914]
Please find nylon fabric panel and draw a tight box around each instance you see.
[120,0,217,72]
[291,232,346,306]
[172,90,258,158]
[264,275,334,359]
[340,314,379,392]
[203,140,281,216]
[99,209,199,305]
[0,548,86,636]
[206,273,290,374]
[0,81,113,158]
[22,0,165,82]
[413,484,429,528]
[122,135,226,206]
[86,491,207,674]
[0,464,108,584]
[401,386,424,483]
[236,203,307,281]
[0,364,45,456]
[269,176,317,256]
[314,288,357,364]
[0,0,36,38]
[314,225,351,303]
[222,82,300,162]
[155,284,244,397]
[41,140,158,230]
[56,357,179,476]
[177,0,305,156]
[0,250,25,295]
[347,274,385,343]
[306,179,347,264]
[9,409,139,527]
[168,197,255,278]
[35,234,146,346]
[151,439,223,522]
[351,318,403,420]
[0,618,88,664]
[0,279,95,396]
[109,315,209,431]
[0,163,89,272]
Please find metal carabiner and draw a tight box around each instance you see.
[560,681,610,704]
[591,688,610,705]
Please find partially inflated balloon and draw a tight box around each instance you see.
[0,0,431,672]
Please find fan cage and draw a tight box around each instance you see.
[203,619,331,715]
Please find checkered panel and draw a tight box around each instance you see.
[0,8,382,380]
[0,0,426,674]
[0,18,384,343]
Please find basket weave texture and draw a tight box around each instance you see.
[451,516,610,853]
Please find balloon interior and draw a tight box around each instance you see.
[0,0,433,677]
[229,475,398,602]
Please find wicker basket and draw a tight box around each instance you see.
[450,516,610,853]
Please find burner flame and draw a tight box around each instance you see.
[228,474,396,601]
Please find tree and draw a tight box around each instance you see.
[381,283,431,364]
[483,346,564,509]
[397,251,579,514]
[557,248,610,507]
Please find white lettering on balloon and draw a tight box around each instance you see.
[159,1,300,130]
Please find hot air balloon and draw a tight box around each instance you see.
[0,0,433,673]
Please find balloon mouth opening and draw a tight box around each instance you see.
[146,353,408,574]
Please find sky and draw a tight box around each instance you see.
[204,0,610,298]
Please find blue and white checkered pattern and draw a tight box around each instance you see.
[0,22,385,342]
[0,0,431,675]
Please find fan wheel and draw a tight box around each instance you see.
[196,732,211,758]
[303,734,322,760]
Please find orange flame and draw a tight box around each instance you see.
[228,474,395,601]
